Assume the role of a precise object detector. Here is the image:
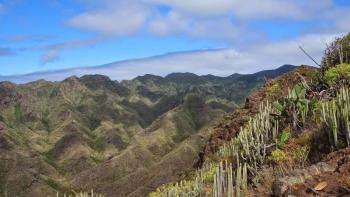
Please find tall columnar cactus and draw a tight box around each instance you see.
[217,101,279,173]
[322,87,350,148]
[211,101,278,197]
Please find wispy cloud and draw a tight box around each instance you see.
[2,34,54,43]
[0,32,338,84]
[0,47,18,56]
[39,38,102,65]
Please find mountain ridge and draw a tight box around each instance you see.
[0,65,297,196]
[0,64,297,85]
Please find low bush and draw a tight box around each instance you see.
[277,129,291,149]
[269,149,287,163]
[324,64,350,85]
[293,146,310,167]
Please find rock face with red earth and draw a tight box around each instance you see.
[273,148,350,196]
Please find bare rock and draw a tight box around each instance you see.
[272,162,336,196]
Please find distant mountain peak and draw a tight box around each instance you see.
[165,72,198,79]
[80,74,112,81]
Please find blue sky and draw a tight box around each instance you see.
[1,0,350,82]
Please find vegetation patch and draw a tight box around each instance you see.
[90,150,105,163]
[277,129,291,149]
[44,177,61,191]
[269,149,288,163]
[14,103,24,123]
[41,110,52,133]
[324,63,350,85]
[266,83,280,97]
[43,154,65,175]
[293,145,310,167]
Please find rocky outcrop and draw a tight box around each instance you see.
[273,148,350,196]
[272,162,336,196]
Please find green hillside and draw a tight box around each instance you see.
[0,66,295,196]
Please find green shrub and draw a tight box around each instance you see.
[266,84,280,97]
[269,149,287,163]
[14,103,24,123]
[295,131,313,146]
[90,151,105,163]
[92,136,106,152]
[44,178,61,191]
[277,130,290,149]
[201,164,217,183]
[324,64,350,85]
[41,111,51,133]
[293,146,310,167]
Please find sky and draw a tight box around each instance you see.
[1,0,350,83]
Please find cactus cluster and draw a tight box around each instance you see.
[148,164,211,197]
[56,190,104,197]
[217,102,279,171]
[150,101,279,197]
[212,161,247,197]
[149,84,314,197]
[273,84,315,135]
[321,87,350,148]
[212,102,278,196]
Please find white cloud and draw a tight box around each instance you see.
[330,8,350,33]
[68,1,149,36]
[251,33,339,67]
[143,0,334,19]
[230,0,333,20]
[149,10,188,35]
[2,32,340,84]
[3,0,348,80]
[148,11,243,42]
[66,0,349,44]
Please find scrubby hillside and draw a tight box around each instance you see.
[0,66,295,196]
[150,33,350,197]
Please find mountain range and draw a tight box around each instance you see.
[0,65,296,196]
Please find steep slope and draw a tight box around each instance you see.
[149,65,319,196]
[72,96,223,196]
[0,65,296,196]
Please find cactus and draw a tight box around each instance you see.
[321,86,350,148]
[273,84,316,135]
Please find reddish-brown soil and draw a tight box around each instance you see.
[289,148,350,197]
